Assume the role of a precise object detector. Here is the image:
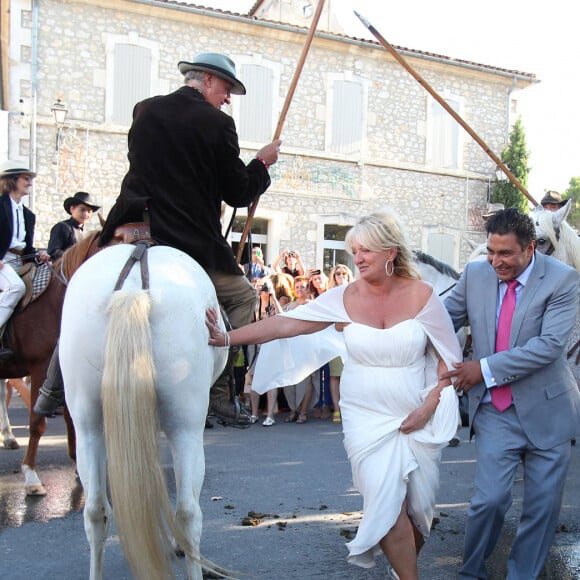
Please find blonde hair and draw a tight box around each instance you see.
[328,264,354,288]
[345,211,418,279]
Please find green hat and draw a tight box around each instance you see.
[178,53,246,95]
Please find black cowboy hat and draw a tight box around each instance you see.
[540,190,567,207]
[63,192,100,214]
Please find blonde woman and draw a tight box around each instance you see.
[207,211,461,577]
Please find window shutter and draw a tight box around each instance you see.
[431,99,459,168]
[238,64,273,142]
[330,80,363,155]
[113,44,152,126]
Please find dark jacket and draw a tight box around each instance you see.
[47,217,84,259]
[0,193,36,261]
[100,86,272,275]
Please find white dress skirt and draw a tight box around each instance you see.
[252,285,462,569]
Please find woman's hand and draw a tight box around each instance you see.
[206,307,228,347]
[400,407,431,434]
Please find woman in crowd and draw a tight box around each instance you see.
[327,264,354,423]
[307,268,328,299]
[282,275,315,423]
[268,272,295,309]
[273,249,305,278]
[207,211,461,577]
[247,276,282,426]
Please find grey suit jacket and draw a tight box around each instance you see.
[445,252,580,449]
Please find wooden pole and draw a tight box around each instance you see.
[236,0,327,263]
[354,11,538,207]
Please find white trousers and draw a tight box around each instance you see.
[0,261,26,328]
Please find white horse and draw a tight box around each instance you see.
[413,250,461,297]
[531,201,580,386]
[59,243,229,580]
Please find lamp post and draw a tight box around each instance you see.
[50,98,68,152]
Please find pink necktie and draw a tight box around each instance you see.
[492,279,518,412]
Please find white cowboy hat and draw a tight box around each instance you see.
[0,159,36,178]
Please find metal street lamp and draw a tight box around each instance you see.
[50,99,68,151]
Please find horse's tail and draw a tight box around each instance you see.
[102,290,193,579]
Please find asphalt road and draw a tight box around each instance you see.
[1,397,579,579]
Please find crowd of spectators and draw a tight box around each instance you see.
[238,247,353,426]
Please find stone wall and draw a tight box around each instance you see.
[5,0,531,270]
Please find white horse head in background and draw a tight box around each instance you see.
[531,201,580,389]
[532,200,580,273]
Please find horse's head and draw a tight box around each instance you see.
[531,200,572,255]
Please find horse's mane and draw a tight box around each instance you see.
[413,250,460,280]
[59,231,102,280]
[535,211,580,274]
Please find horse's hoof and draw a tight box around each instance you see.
[25,484,47,497]
[2,439,19,450]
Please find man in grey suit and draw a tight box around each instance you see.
[442,208,580,579]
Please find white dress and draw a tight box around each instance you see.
[252,285,462,569]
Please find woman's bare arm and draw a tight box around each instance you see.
[206,308,331,347]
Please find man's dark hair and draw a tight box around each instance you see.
[485,207,535,250]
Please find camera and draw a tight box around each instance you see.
[260,283,269,292]
[289,250,296,257]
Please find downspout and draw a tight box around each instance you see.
[29,0,39,211]
[505,77,518,143]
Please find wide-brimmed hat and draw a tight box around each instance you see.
[0,159,36,178]
[540,190,567,207]
[63,191,100,214]
[482,202,505,219]
[178,53,246,95]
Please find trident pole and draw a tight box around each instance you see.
[354,11,538,207]
[235,0,327,263]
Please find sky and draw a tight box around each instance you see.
[196,0,578,198]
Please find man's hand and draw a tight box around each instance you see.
[440,361,483,393]
[256,139,282,168]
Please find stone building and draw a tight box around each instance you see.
[0,0,537,272]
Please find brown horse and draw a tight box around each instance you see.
[0,232,101,495]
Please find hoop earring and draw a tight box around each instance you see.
[385,259,394,277]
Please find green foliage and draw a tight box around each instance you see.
[492,118,530,212]
[564,177,580,230]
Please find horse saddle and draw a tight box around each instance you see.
[112,222,151,244]
[16,263,52,312]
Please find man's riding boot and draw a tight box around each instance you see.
[209,346,250,426]
[33,346,65,417]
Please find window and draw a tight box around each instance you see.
[326,76,367,156]
[111,44,151,126]
[231,216,269,265]
[323,224,354,273]
[237,64,275,143]
[427,97,461,169]
[103,33,160,126]
[427,232,455,266]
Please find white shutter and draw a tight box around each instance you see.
[238,64,274,142]
[330,80,363,155]
[113,44,152,126]
[431,99,459,168]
